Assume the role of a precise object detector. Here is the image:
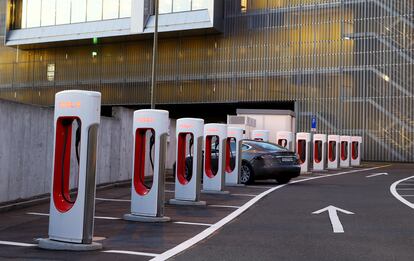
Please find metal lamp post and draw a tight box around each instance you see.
[150,0,159,109]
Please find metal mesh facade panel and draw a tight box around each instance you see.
[0,0,413,162]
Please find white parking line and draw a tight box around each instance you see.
[27,212,121,220]
[0,197,49,211]
[103,250,159,257]
[0,240,36,247]
[0,240,160,258]
[231,194,258,197]
[151,165,390,261]
[174,222,213,227]
[208,205,241,209]
[96,198,130,202]
[390,176,414,209]
[27,212,49,217]
[95,216,122,220]
[28,213,212,227]
[396,188,414,190]
[244,185,276,189]
[165,190,174,193]
[400,195,414,197]
[366,172,388,178]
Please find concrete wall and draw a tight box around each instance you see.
[0,100,54,203]
[238,111,295,143]
[0,99,176,204]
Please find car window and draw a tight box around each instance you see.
[210,136,219,150]
[229,138,237,152]
[241,144,251,151]
[249,141,287,152]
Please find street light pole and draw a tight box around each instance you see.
[150,0,159,109]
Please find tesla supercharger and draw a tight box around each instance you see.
[202,124,228,194]
[351,136,363,167]
[313,134,327,171]
[327,135,340,170]
[225,127,244,186]
[277,131,294,151]
[340,136,351,168]
[124,110,170,222]
[38,90,102,251]
[169,118,206,206]
[296,132,311,174]
[251,130,270,142]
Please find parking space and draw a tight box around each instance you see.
[0,176,276,260]
[175,163,414,261]
[0,163,413,260]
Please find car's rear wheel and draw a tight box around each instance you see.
[276,177,291,184]
[240,162,254,184]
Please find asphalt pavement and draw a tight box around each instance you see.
[175,163,414,261]
[0,163,413,260]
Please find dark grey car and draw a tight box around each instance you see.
[174,139,301,185]
[238,140,300,184]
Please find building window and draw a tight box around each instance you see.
[17,0,209,28]
[0,4,5,36]
[102,0,119,20]
[19,0,132,29]
[56,0,71,25]
[25,0,41,28]
[119,0,132,18]
[241,0,247,13]
[159,0,210,14]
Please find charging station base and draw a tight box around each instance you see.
[226,183,245,187]
[168,199,206,206]
[38,238,102,251]
[201,190,230,195]
[123,214,171,223]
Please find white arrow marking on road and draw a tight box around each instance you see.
[366,172,388,178]
[312,205,354,233]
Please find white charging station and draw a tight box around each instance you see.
[277,131,294,151]
[327,135,340,170]
[296,132,311,174]
[251,130,270,142]
[340,136,351,168]
[169,118,205,206]
[38,90,102,251]
[351,136,363,167]
[202,124,229,194]
[124,110,170,222]
[225,127,244,186]
[313,134,327,171]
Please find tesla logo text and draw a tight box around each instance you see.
[59,101,81,109]
[207,128,219,133]
[180,124,193,129]
[137,117,155,123]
